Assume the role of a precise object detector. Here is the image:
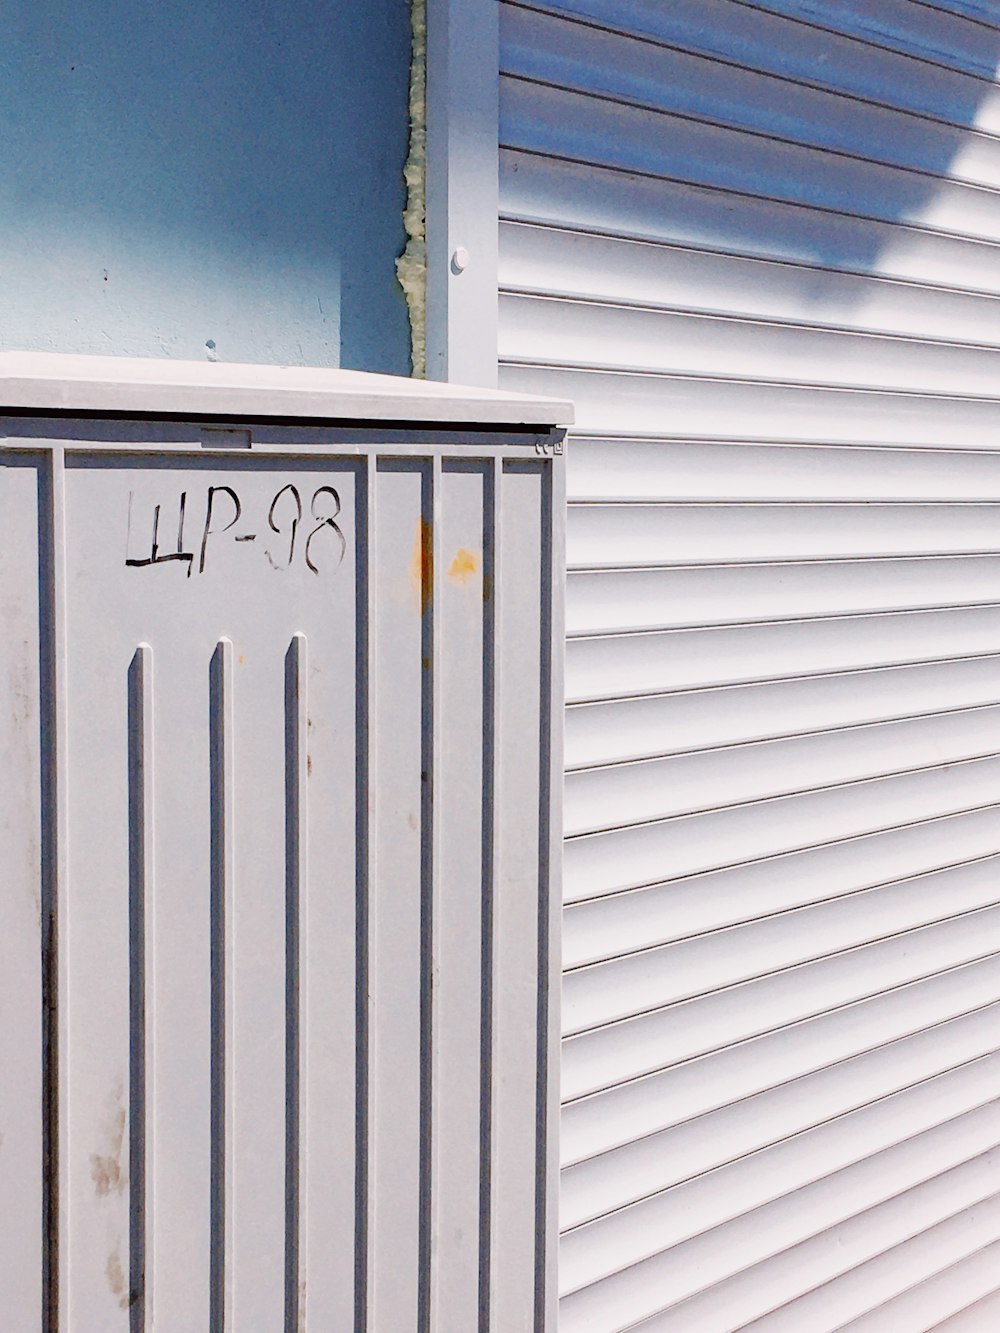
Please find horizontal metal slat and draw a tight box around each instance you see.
[746,0,1000,79]
[562,909,1000,1098]
[924,1,1000,29]
[564,809,1000,967]
[638,1160,1000,1333]
[501,223,1000,347]
[564,756,1000,901]
[505,1,1000,132]
[567,558,1000,639]
[564,862,1000,1035]
[926,0,1000,30]
[562,1126,1000,1328]
[565,500,1000,566]
[559,1075,1000,1309]
[934,1288,1000,1330]
[745,1226,1000,1332]
[562,1003,1000,1229]
[566,608,1000,703]
[565,658,1000,769]
[565,707,1000,836]
[500,148,1000,303]
[565,438,1000,503]
[840,1246,1000,1332]
[503,292,1000,398]
[501,362,1000,446]
[501,5,1000,191]
[501,77,1000,247]
[562,956,1000,1164]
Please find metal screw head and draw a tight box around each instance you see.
[451,246,470,274]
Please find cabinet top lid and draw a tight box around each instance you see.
[0,351,574,428]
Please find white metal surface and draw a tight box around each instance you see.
[493,0,1000,1326]
[0,354,567,1329]
[0,350,571,426]
[425,0,501,386]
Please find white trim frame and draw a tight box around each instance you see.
[425,0,501,388]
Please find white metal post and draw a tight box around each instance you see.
[425,0,500,387]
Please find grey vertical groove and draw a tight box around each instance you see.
[533,461,554,1332]
[209,637,234,1332]
[355,456,374,1332]
[542,443,565,1333]
[128,644,154,1330]
[417,459,437,1333]
[38,449,64,1332]
[284,633,307,1332]
[479,457,500,1333]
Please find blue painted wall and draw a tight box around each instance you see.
[0,1,413,374]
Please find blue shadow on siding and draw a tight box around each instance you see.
[500,0,1000,287]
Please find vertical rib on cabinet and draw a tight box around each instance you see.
[209,637,235,1331]
[492,460,545,1329]
[429,457,494,1330]
[284,632,308,1332]
[42,445,69,1332]
[539,453,564,1333]
[420,458,440,1332]
[534,461,554,1329]
[369,460,432,1331]
[127,644,154,1330]
[482,456,500,1330]
[0,455,44,1329]
[358,453,376,1333]
[486,453,504,1327]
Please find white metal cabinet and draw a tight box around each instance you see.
[0,352,570,1331]
[494,0,1000,1326]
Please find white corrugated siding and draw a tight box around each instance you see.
[496,1,1000,1326]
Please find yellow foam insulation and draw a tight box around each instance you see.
[397,0,427,378]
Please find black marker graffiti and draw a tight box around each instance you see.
[306,485,347,575]
[125,490,195,575]
[125,481,348,578]
[265,484,303,571]
[199,486,242,574]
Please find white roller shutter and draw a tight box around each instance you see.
[495,0,1000,1325]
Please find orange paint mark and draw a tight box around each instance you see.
[410,517,433,614]
[447,547,480,585]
